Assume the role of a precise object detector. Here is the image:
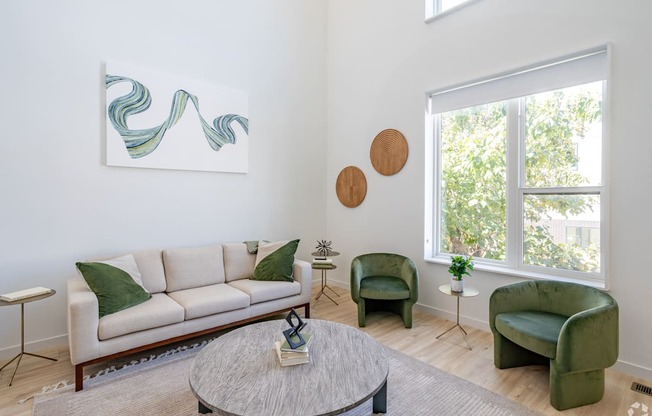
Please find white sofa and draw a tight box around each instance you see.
[67,243,311,391]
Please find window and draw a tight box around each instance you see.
[425,0,479,21]
[425,46,609,285]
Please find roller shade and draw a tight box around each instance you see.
[428,45,608,114]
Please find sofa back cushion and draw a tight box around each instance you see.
[132,249,167,293]
[222,243,256,282]
[163,245,225,292]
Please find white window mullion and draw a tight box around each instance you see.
[506,99,522,269]
[424,112,438,259]
[434,114,443,255]
[600,79,610,285]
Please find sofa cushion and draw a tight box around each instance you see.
[252,239,299,282]
[495,311,568,359]
[167,283,250,320]
[163,245,225,291]
[223,243,256,282]
[132,249,167,294]
[228,279,301,304]
[98,293,185,340]
[76,259,152,318]
[360,276,410,300]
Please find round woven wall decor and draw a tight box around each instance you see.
[336,166,367,208]
[370,128,408,176]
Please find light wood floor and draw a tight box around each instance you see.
[1,283,650,416]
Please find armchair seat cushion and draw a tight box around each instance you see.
[495,311,568,359]
[360,276,410,300]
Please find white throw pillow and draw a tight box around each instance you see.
[96,254,148,292]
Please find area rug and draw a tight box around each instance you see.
[32,346,541,416]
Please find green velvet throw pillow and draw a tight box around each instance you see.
[76,261,152,318]
[252,239,299,282]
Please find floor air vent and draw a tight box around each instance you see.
[632,382,652,397]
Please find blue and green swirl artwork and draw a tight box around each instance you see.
[105,74,249,159]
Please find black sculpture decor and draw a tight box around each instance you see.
[282,309,307,349]
[315,240,333,256]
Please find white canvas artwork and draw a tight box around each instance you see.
[105,62,249,173]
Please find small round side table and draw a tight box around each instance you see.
[311,251,340,305]
[0,289,57,386]
[436,284,479,350]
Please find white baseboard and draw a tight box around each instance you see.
[613,360,652,383]
[0,334,68,361]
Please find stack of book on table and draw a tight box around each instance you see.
[312,257,333,269]
[0,287,52,302]
[274,333,312,367]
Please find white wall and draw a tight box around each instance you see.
[326,0,652,380]
[0,0,327,356]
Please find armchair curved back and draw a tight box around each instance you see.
[490,281,617,331]
[535,281,617,317]
[350,253,419,328]
[489,280,618,410]
[490,280,618,371]
[351,253,418,302]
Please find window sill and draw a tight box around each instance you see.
[425,256,607,290]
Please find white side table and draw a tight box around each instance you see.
[436,284,479,350]
[0,289,57,386]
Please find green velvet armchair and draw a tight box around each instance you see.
[489,281,618,410]
[350,253,419,328]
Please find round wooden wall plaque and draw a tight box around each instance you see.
[370,129,408,176]
[336,166,367,208]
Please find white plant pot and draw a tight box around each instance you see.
[450,278,464,293]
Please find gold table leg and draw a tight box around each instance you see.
[314,269,340,305]
[435,297,472,350]
[1,303,57,386]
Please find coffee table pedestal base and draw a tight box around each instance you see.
[199,402,212,414]
[373,379,388,413]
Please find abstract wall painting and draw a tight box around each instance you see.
[105,62,249,173]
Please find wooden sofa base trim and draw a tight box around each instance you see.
[74,302,310,391]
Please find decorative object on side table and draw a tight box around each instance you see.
[448,255,474,293]
[315,240,333,256]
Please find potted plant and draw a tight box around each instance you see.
[448,255,474,293]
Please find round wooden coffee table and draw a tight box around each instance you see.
[189,319,388,416]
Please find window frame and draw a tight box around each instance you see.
[424,47,610,288]
[425,0,482,23]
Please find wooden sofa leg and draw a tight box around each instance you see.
[75,364,84,391]
[304,303,311,319]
